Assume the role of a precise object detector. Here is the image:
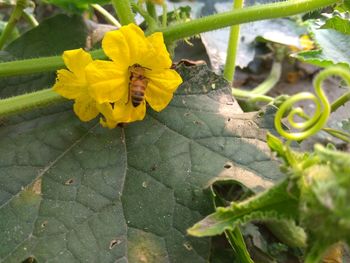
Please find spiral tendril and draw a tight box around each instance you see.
[274,66,350,141]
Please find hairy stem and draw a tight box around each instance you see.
[131,3,158,32]
[111,0,135,25]
[91,4,121,28]
[22,11,39,27]
[0,0,27,49]
[0,49,106,78]
[0,88,64,117]
[223,0,244,82]
[146,1,158,21]
[331,91,350,112]
[159,0,339,43]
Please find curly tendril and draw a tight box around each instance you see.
[274,66,350,141]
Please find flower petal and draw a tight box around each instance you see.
[102,23,151,66]
[53,69,85,99]
[145,32,172,69]
[112,100,147,123]
[86,60,129,104]
[145,82,174,112]
[73,94,99,122]
[97,103,119,129]
[62,48,93,78]
[145,69,182,111]
[145,68,183,93]
[100,117,119,129]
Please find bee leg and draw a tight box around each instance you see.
[125,85,131,105]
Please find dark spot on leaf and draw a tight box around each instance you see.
[258,111,265,117]
[65,178,74,185]
[227,118,231,122]
[151,164,157,171]
[224,164,232,169]
[41,220,48,228]
[22,257,37,263]
[109,239,122,249]
[193,120,202,125]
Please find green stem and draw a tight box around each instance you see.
[331,91,350,112]
[322,128,350,143]
[146,1,158,21]
[223,0,244,82]
[91,4,121,28]
[0,0,27,49]
[0,49,106,78]
[225,228,254,263]
[162,2,167,27]
[0,88,64,117]
[131,3,158,32]
[22,11,39,27]
[159,0,339,43]
[111,0,135,25]
[232,61,281,102]
[0,0,338,77]
[251,61,282,95]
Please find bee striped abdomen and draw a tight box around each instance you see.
[130,79,146,107]
[129,64,149,108]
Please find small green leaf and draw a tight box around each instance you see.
[321,13,350,35]
[293,28,350,69]
[188,180,299,237]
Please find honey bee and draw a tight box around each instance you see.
[128,64,149,107]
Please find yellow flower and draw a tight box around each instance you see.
[53,48,115,125]
[299,35,314,51]
[289,35,315,52]
[86,23,182,125]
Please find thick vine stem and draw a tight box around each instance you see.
[0,0,339,78]
[274,66,350,141]
[0,88,64,117]
[159,0,339,43]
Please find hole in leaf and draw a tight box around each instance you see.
[224,164,232,169]
[22,257,37,263]
[109,239,122,249]
[65,178,74,185]
[41,220,48,228]
[150,164,157,171]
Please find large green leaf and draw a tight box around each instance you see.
[0,62,283,262]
